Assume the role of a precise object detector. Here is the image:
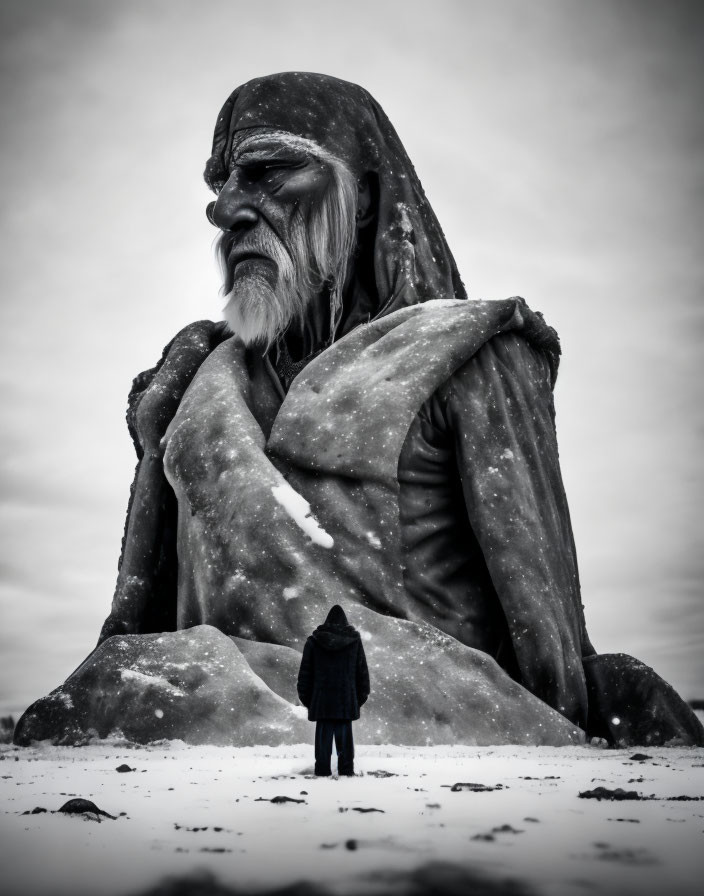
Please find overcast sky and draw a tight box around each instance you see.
[1,0,702,710]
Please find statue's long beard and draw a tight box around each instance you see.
[223,273,288,350]
[216,164,357,352]
[219,219,306,350]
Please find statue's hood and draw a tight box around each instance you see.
[204,71,467,334]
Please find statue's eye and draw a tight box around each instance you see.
[246,162,279,177]
[243,160,300,180]
[235,151,308,181]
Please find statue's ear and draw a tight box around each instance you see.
[356,175,374,229]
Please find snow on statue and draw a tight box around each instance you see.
[15,73,703,748]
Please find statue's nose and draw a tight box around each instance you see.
[207,187,258,231]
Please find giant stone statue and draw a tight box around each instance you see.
[16,73,703,748]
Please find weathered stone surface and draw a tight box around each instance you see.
[15,624,585,747]
[340,610,585,745]
[230,636,301,706]
[14,626,309,747]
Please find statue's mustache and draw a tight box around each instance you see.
[216,229,296,296]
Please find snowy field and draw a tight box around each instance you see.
[1,739,703,896]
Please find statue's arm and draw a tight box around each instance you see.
[444,331,592,725]
[443,331,703,746]
[98,320,230,644]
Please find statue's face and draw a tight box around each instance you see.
[209,131,358,349]
[211,134,334,294]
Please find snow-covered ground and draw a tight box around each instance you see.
[1,739,703,896]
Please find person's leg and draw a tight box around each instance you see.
[315,720,334,776]
[335,720,355,776]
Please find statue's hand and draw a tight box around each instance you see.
[584,653,704,747]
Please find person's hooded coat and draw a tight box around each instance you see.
[297,606,370,722]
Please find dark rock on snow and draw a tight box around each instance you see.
[58,798,116,819]
[578,787,643,801]
[450,782,504,792]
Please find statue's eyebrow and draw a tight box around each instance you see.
[236,149,303,165]
[230,129,330,164]
[231,141,309,166]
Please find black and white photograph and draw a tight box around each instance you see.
[1,2,703,895]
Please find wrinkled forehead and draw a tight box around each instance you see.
[230,129,340,168]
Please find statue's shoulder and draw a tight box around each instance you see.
[131,319,230,388]
[458,297,561,387]
[131,320,229,389]
[126,320,230,455]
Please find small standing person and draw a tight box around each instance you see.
[297,605,370,776]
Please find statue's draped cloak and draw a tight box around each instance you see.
[157,298,590,726]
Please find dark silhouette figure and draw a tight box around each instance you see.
[297,605,370,776]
